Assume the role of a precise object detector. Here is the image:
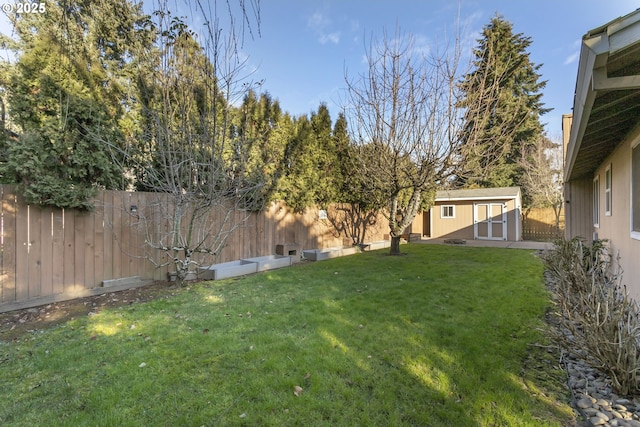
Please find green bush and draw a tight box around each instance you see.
[544,237,640,395]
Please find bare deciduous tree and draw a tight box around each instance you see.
[343,27,463,255]
[106,0,263,283]
[520,136,564,234]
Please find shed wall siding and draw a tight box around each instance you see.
[432,201,475,239]
[506,199,519,240]
[430,198,520,241]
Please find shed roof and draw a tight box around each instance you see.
[435,187,521,201]
[565,8,640,181]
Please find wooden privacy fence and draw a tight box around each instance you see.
[522,207,564,241]
[0,185,389,312]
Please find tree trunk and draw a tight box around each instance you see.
[390,235,402,255]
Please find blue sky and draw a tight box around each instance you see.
[1,1,638,139]
[238,0,639,139]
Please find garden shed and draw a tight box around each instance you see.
[423,187,523,241]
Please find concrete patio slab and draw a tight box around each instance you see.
[414,238,552,250]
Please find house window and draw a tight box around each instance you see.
[605,164,612,216]
[632,142,640,238]
[441,205,455,218]
[593,175,600,228]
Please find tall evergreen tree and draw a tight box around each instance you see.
[276,104,344,212]
[457,15,549,194]
[0,0,154,209]
[234,91,289,205]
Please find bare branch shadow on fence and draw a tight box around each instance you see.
[326,204,380,246]
[96,191,256,284]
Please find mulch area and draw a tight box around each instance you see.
[0,260,315,342]
[0,280,176,342]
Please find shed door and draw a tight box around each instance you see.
[423,209,431,237]
[474,203,507,240]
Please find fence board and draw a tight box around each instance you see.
[1,187,17,303]
[40,207,53,297]
[51,209,64,295]
[87,209,97,289]
[121,192,132,279]
[27,206,42,298]
[133,192,146,279]
[93,194,105,288]
[73,211,86,291]
[63,210,75,293]
[15,195,29,302]
[112,191,123,280]
[102,191,114,282]
[123,192,135,278]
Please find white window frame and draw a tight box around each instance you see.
[632,140,640,240]
[441,205,455,219]
[593,175,600,228]
[605,164,612,217]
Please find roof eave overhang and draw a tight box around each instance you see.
[565,10,640,182]
[435,195,518,202]
[435,188,521,202]
[564,35,609,181]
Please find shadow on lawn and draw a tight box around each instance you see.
[54,246,572,426]
[309,250,572,426]
[317,307,569,425]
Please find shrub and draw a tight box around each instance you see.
[544,237,640,396]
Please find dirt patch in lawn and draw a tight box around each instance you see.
[0,281,177,342]
[0,261,315,342]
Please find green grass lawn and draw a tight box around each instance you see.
[0,244,574,426]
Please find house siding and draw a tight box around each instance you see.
[564,178,593,241]
[563,125,640,299]
[590,127,640,299]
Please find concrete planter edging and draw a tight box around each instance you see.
[198,260,259,280]
[302,245,360,261]
[240,255,292,272]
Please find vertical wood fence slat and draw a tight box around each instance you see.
[160,192,172,278]
[63,209,75,293]
[73,212,86,291]
[112,191,123,280]
[51,208,64,295]
[124,192,135,278]
[135,192,147,279]
[93,192,105,287]
[1,186,17,303]
[15,194,29,302]
[121,192,131,279]
[27,206,42,298]
[102,191,114,282]
[86,209,96,289]
[40,207,53,297]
